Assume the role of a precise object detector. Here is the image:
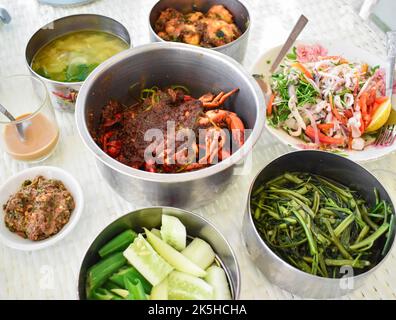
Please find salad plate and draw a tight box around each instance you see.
[252,41,396,162]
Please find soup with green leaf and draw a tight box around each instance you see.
[31,30,129,83]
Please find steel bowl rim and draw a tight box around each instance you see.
[77,206,241,300]
[25,13,132,87]
[245,149,396,283]
[148,0,251,52]
[75,42,266,183]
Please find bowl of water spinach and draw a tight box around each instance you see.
[243,150,396,298]
[78,207,240,300]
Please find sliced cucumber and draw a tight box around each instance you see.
[151,228,162,239]
[182,238,216,270]
[150,278,168,300]
[168,271,213,300]
[205,266,232,300]
[160,215,186,251]
[123,234,173,286]
[145,229,206,278]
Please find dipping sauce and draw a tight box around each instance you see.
[3,113,59,161]
[3,176,75,241]
[31,30,129,82]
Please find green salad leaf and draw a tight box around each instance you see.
[286,46,297,61]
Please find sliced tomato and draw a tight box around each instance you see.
[375,96,389,105]
[317,123,334,131]
[359,92,368,116]
[344,109,353,119]
[305,126,345,145]
[317,123,335,135]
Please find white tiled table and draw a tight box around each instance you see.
[0,0,395,299]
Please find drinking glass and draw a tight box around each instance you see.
[0,75,60,162]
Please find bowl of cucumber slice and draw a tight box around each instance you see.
[78,207,240,300]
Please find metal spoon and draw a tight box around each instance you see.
[0,103,26,141]
[270,14,309,73]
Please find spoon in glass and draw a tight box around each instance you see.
[0,103,26,141]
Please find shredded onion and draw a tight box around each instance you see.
[289,126,302,137]
[344,93,355,108]
[288,85,307,130]
[304,76,321,93]
[357,76,373,97]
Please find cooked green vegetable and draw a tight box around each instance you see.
[86,252,126,298]
[109,266,152,294]
[251,172,393,278]
[170,85,190,93]
[65,63,98,82]
[98,230,137,258]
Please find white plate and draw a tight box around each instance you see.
[0,166,84,251]
[251,40,396,162]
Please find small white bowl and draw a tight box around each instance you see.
[0,166,84,251]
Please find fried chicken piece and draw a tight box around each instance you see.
[202,18,241,47]
[207,5,234,24]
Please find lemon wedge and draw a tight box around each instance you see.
[365,97,392,133]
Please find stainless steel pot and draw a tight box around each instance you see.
[148,0,250,63]
[243,150,396,298]
[78,207,241,300]
[25,14,131,112]
[75,42,265,209]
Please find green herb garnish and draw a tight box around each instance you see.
[216,30,225,38]
[65,63,98,82]
[286,46,297,61]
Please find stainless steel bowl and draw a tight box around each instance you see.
[243,150,396,299]
[25,14,131,112]
[148,0,250,63]
[75,42,265,209]
[78,207,241,300]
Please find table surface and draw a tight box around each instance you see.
[1,0,396,300]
